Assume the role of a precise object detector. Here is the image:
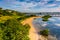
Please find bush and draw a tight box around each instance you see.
[40,29,49,36]
[0,19,30,40]
[42,15,52,21]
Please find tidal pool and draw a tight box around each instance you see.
[33,17,60,40]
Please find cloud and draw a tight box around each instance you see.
[56,0,60,1]
[47,4,57,7]
[0,0,60,12]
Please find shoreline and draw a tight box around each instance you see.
[21,16,42,40]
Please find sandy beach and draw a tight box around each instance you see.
[21,16,57,40]
[21,16,44,40]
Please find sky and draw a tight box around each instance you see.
[0,0,60,13]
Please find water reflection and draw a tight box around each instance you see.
[33,17,60,40]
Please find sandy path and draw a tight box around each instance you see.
[21,16,41,40]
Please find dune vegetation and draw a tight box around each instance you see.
[0,8,36,40]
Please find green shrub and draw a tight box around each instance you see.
[0,19,30,40]
[40,29,49,36]
[42,15,52,21]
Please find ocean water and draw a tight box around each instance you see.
[33,17,60,40]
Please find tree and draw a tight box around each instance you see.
[0,8,2,10]
[2,10,13,16]
[0,8,2,14]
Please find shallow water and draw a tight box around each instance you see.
[33,17,60,40]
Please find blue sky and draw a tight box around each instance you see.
[0,0,60,13]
